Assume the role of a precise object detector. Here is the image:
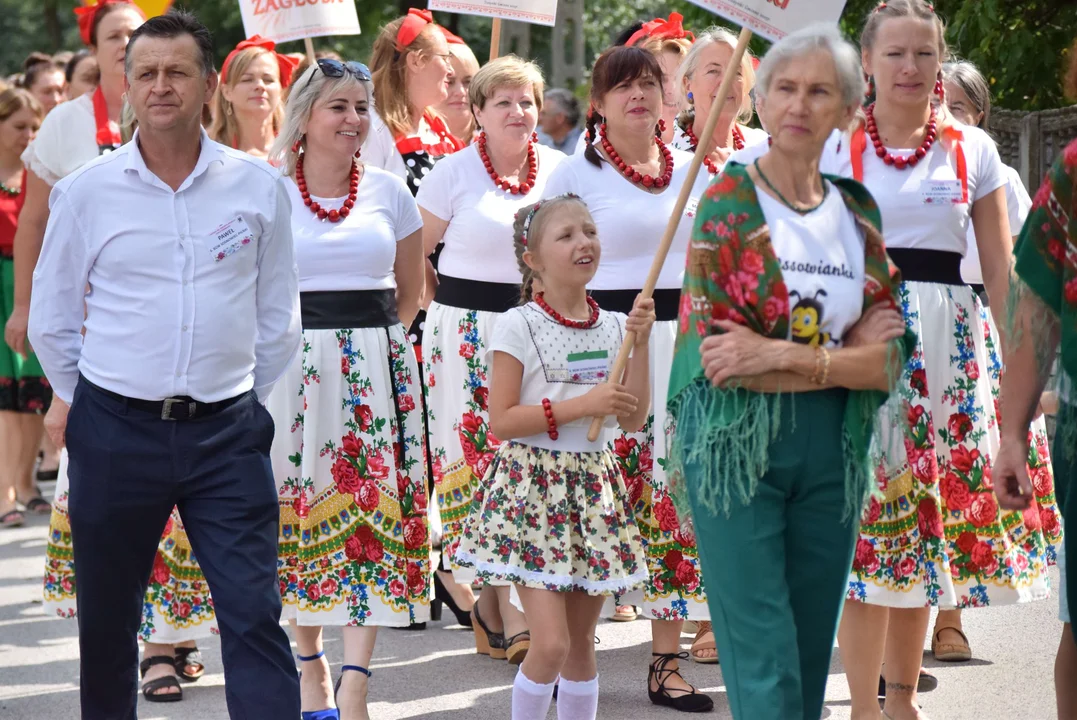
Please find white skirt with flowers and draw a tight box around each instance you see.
[268,326,432,627]
[848,281,1062,608]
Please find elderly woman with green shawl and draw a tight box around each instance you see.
[666,24,915,720]
[994,137,1077,717]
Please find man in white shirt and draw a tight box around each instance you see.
[28,12,301,720]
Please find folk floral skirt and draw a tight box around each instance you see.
[849,281,1063,608]
[613,320,710,621]
[455,441,648,595]
[268,326,431,627]
[43,453,218,642]
[423,302,503,575]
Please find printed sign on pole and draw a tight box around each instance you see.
[684,0,847,42]
[237,0,361,44]
[427,0,557,28]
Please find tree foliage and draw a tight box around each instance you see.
[0,0,1073,111]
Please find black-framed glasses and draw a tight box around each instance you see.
[300,58,372,95]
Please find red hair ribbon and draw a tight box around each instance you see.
[396,8,434,52]
[626,12,694,47]
[221,35,300,88]
[439,26,466,45]
[74,0,145,47]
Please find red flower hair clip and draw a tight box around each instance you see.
[627,12,694,47]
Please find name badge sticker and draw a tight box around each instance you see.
[685,197,700,219]
[210,216,255,262]
[920,179,965,205]
[566,350,610,382]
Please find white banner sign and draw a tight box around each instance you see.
[427,0,557,27]
[685,0,846,43]
[238,0,361,44]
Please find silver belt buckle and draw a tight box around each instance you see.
[161,398,195,421]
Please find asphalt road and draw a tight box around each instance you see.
[0,502,1064,720]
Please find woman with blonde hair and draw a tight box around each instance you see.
[268,58,429,720]
[209,35,297,158]
[436,28,480,144]
[671,27,767,175]
[418,54,566,664]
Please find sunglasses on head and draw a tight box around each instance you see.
[300,58,372,94]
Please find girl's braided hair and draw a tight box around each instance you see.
[511,194,589,304]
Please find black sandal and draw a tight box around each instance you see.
[0,510,25,528]
[173,646,205,681]
[648,652,714,713]
[140,655,183,703]
[18,494,51,515]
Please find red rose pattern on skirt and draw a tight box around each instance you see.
[849,284,1060,608]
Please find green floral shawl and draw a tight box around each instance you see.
[666,162,916,520]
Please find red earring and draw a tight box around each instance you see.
[864,74,875,103]
[354,148,362,159]
[934,73,945,102]
[658,118,667,134]
[292,138,302,153]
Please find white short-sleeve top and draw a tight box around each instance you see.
[756,181,865,348]
[416,143,566,283]
[820,122,1006,255]
[360,111,408,182]
[20,94,110,186]
[286,166,422,293]
[961,163,1032,285]
[670,121,769,159]
[541,146,711,290]
[489,302,626,451]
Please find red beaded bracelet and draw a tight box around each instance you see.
[542,398,558,440]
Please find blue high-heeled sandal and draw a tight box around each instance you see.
[297,651,340,720]
[333,664,373,708]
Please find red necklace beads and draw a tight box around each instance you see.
[683,123,745,175]
[478,131,537,195]
[865,103,937,170]
[534,293,600,329]
[599,123,673,189]
[295,153,358,222]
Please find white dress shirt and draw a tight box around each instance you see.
[28,129,301,405]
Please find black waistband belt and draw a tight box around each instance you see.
[79,375,246,421]
[434,274,521,314]
[301,289,399,330]
[589,288,681,321]
[887,248,964,286]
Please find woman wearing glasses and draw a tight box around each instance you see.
[268,59,430,720]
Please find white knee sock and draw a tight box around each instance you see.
[556,675,599,720]
[512,670,556,720]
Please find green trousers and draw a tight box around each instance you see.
[1052,406,1074,633]
[684,388,858,720]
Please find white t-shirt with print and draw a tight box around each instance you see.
[755,181,865,348]
[416,143,566,283]
[542,146,711,290]
[961,163,1032,285]
[488,302,626,451]
[820,122,1006,255]
[21,93,106,186]
[286,166,422,292]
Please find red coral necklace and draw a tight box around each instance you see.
[534,293,600,329]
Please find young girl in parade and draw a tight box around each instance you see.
[454,194,654,720]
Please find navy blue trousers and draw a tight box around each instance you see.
[65,378,300,720]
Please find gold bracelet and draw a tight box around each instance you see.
[817,346,832,386]
[810,345,824,384]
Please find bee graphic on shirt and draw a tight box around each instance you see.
[790,289,831,346]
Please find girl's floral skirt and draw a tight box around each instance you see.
[423,301,504,577]
[454,440,648,595]
[44,453,218,642]
[614,319,710,621]
[268,326,432,627]
[849,281,1062,608]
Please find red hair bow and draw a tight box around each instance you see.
[439,26,466,46]
[74,0,145,47]
[396,8,435,52]
[221,35,300,88]
[627,12,694,47]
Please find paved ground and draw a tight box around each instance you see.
[0,502,1065,720]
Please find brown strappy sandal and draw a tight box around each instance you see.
[689,621,718,664]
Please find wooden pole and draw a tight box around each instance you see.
[489,18,502,62]
[304,37,316,61]
[586,26,754,442]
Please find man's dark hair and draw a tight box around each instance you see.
[545,88,581,128]
[124,11,215,78]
